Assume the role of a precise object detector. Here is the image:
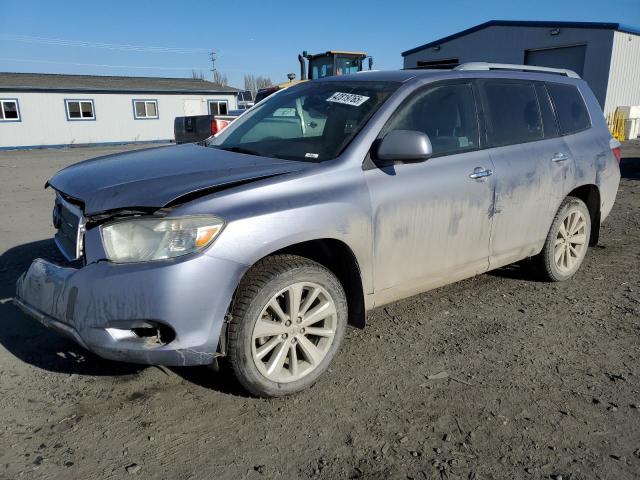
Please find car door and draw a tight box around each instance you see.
[478,79,574,269]
[364,81,496,306]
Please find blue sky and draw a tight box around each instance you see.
[2,0,639,88]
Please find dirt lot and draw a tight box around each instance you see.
[0,142,639,480]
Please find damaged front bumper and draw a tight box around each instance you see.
[14,254,247,366]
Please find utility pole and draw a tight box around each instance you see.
[209,50,217,81]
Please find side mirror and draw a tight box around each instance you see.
[374,130,433,164]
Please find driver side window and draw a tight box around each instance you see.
[385,83,479,157]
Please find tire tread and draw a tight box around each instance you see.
[533,196,591,282]
[226,255,346,397]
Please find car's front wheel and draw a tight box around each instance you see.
[227,255,347,397]
[534,196,591,282]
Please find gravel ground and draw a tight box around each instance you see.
[0,142,638,480]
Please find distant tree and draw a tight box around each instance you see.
[191,69,205,80]
[244,74,273,97]
[212,70,228,86]
[244,74,257,96]
[256,76,273,90]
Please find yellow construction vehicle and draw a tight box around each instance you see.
[299,50,372,80]
[255,50,372,102]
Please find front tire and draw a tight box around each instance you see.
[534,196,591,282]
[227,255,347,397]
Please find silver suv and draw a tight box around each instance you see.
[15,63,621,397]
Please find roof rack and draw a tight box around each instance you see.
[454,62,581,78]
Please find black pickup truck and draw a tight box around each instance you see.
[174,112,241,144]
[174,90,254,144]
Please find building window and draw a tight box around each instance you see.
[133,99,159,119]
[0,99,21,122]
[65,99,95,120]
[416,58,459,69]
[208,100,228,115]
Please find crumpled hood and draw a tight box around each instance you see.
[47,143,311,215]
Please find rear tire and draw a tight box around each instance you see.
[227,255,347,397]
[533,196,591,282]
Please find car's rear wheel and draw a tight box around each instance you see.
[227,255,347,397]
[534,196,591,282]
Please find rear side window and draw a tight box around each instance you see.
[546,83,591,135]
[385,83,479,157]
[482,81,543,147]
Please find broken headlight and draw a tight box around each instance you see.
[100,215,224,263]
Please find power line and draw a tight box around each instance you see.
[0,34,208,54]
[0,57,203,71]
[0,56,272,76]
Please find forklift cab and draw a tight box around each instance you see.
[304,51,370,80]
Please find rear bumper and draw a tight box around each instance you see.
[600,164,621,223]
[14,254,247,366]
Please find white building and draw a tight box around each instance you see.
[402,21,640,115]
[0,73,240,149]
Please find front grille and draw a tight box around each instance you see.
[53,195,85,261]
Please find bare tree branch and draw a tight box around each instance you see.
[244,74,257,96]
[256,76,273,90]
[212,70,228,86]
[244,74,273,97]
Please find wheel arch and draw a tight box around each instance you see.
[567,184,601,246]
[269,239,367,329]
[227,238,367,333]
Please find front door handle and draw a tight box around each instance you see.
[469,167,493,180]
[551,152,569,162]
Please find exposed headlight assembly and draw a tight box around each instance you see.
[101,215,224,263]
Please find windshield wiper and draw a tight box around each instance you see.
[217,146,264,157]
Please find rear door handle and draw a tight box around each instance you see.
[469,167,493,179]
[551,153,569,162]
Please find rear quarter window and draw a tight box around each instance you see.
[546,83,591,135]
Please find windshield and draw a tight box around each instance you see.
[310,57,334,79]
[208,81,399,162]
[335,56,362,76]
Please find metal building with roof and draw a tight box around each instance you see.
[402,20,640,115]
[0,73,241,149]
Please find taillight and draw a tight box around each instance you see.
[612,146,622,163]
[210,118,230,135]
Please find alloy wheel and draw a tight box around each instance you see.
[554,209,588,273]
[251,282,337,383]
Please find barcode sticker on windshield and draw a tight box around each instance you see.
[326,92,370,107]
[305,153,319,159]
